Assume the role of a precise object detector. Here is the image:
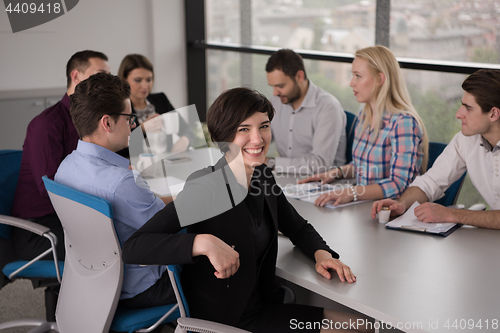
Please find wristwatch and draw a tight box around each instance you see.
[267,158,276,170]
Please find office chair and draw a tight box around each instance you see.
[427,142,467,206]
[43,176,249,333]
[0,150,62,332]
[167,265,250,333]
[344,111,357,164]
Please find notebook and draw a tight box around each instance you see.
[385,201,462,237]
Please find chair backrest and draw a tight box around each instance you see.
[427,142,467,206]
[43,176,123,333]
[344,111,357,164]
[0,150,22,239]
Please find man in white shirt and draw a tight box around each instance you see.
[265,49,346,175]
[371,69,500,229]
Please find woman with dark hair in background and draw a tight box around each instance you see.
[117,54,192,158]
[123,87,372,333]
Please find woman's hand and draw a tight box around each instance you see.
[298,169,338,185]
[192,234,240,279]
[314,187,354,207]
[314,250,356,283]
[141,113,164,133]
[171,136,190,153]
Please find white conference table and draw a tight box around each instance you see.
[274,174,500,333]
[138,147,224,196]
[143,148,500,333]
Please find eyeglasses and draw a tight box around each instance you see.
[107,113,137,125]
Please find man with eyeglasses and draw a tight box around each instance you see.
[10,50,110,265]
[55,73,176,309]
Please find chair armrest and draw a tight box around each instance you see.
[175,317,251,333]
[0,214,50,236]
[1,214,61,283]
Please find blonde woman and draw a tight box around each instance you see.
[299,45,428,206]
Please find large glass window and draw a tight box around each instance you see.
[391,0,500,63]
[206,0,377,51]
[204,0,488,208]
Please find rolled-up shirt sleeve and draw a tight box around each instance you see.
[410,133,467,202]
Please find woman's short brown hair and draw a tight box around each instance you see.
[118,54,154,80]
[207,87,274,152]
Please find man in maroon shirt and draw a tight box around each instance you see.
[11,50,110,261]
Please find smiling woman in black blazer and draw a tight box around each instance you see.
[123,88,371,333]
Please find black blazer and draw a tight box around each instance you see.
[117,92,193,158]
[122,158,339,326]
[143,92,175,116]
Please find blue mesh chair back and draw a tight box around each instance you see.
[0,151,63,330]
[1,151,63,282]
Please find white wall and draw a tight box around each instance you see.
[0,0,187,107]
[151,0,187,108]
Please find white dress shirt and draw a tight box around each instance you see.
[270,80,346,174]
[410,132,500,209]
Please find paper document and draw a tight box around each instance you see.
[386,201,458,234]
[281,182,367,209]
[282,182,345,199]
[146,176,185,197]
[300,194,368,209]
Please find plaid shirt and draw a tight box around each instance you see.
[350,111,424,198]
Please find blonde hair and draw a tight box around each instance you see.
[355,45,428,171]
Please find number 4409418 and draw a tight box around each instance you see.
[444,319,498,330]
[5,2,61,14]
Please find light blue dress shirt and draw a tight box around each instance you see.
[55,140,166,300]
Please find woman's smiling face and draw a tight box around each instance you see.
[230,111,271,171]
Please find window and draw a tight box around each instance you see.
[391,0,500,64]
[198,0,498,207]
